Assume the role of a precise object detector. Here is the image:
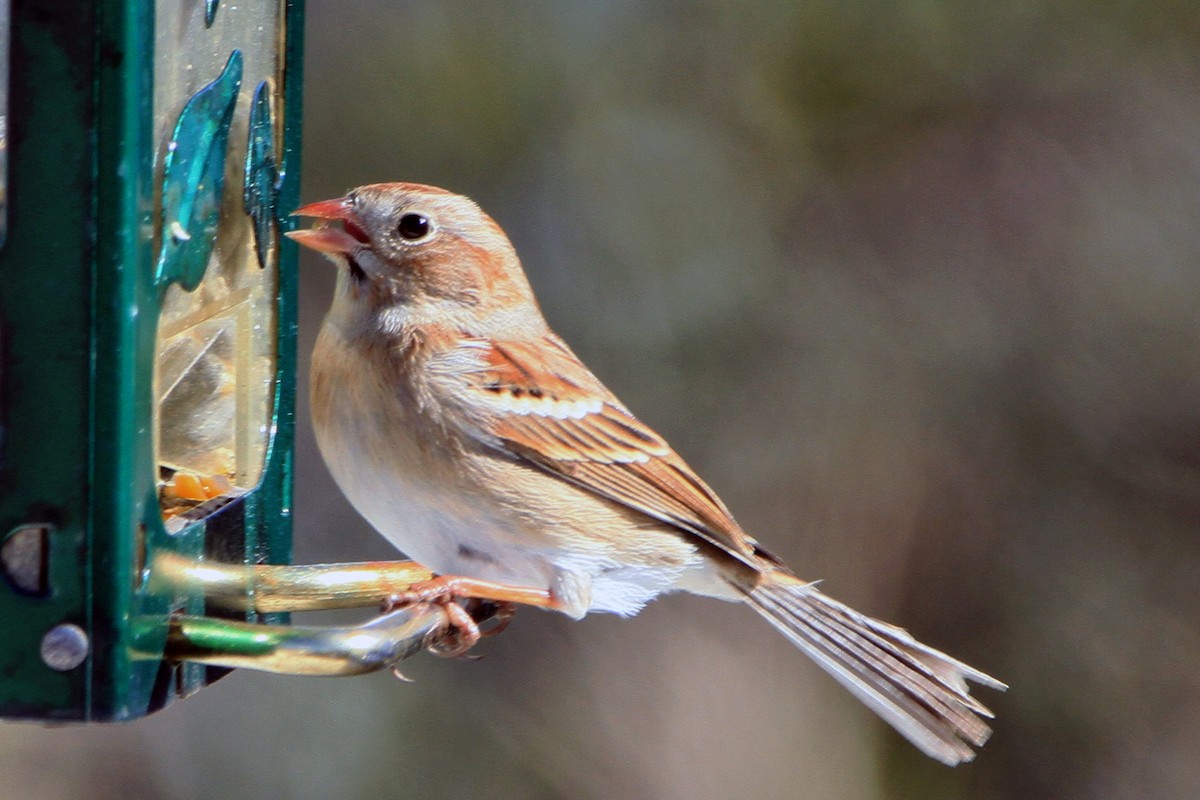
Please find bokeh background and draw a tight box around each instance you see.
[5,1,1200,798]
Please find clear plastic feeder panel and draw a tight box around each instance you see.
[152,0,284,517]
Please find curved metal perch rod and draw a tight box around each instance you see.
[165,605,448,676]
[149,553,456,676]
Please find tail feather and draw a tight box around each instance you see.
[743,572,1006,766]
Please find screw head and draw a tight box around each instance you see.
[1,523,51,595]
[40,624,89,671]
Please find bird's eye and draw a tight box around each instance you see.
[396,213,431,241]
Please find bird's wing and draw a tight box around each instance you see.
[440,333,763,565]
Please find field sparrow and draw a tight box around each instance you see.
[288,182,1004,765]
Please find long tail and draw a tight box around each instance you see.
[742,571,1006,765]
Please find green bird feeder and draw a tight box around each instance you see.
[0,0,305,721]
[0,1,468,724]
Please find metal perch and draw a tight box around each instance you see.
[164,605,448,676]
[151,551,437,612]
[150,553,460,676]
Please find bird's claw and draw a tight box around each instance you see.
[465,598,517,638]
[426,601,481,658]
[382,579,519,659]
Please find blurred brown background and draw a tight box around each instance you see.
[5,1,1200,798]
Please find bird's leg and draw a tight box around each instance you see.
[385,574,560,611]
[383,575,556,657]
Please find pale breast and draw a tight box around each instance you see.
[312,327,533,577]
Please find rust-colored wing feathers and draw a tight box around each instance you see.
[462,334,759,562]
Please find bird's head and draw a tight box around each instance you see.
[289,182,541,335]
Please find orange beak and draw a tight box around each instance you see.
[286,197,369,255]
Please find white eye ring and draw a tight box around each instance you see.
[396,212,435,242]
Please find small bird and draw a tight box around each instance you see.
[288,182,1005,765]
